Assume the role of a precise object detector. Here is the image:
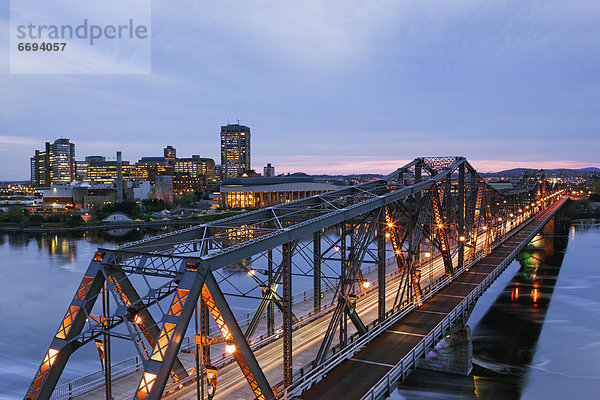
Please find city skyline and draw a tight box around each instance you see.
[1,1,600,180]
[10,134,600,183]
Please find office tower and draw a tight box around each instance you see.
[220,123,251,178]
[30,144,51,187]
[30,138,75,187]
[264,163,275,177]
[136,157,172,185]
[75,161,89,181]
[173,156,215,194]
[174,156,216,180]
[164,145,176,163]
[50,138,76,184]
[87,158,140,185]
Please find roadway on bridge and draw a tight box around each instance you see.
[297,197,567,400]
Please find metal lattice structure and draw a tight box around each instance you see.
[25,157,559,400]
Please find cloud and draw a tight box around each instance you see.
[152,0,405,71]
[0,135,40,147]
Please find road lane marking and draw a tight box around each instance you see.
[350,358,395,368]
[387,330,426,337]
[438,294,465,299]
[453,281,479,286]
[415,309,447,315]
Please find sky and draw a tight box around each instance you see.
[1,0,599,180]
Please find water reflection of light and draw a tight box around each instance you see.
[511,286,519,301]
[532,288,539,303]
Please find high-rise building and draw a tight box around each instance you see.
[30,144,51,187]
[220,124,251,178]
[50,138,76,184]
[164,145,176,163]
[30,138,75,187]
[264,163,275,177]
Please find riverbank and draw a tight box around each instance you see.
[0,211,241,233]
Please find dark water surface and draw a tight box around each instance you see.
[390,219,600,400]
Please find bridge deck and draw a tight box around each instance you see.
[297,198,567,400]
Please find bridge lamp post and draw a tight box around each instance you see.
[498,217,504,238]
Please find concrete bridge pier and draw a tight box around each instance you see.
[418,324,473,376]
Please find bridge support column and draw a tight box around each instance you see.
[267,249,275,336]
[339,224,348,348]
[458,163,465,270]
[313,230,321,313]
[377,209,386,322]
[543,217,555,256]
[418,325,472,376]
[282,242,292,388]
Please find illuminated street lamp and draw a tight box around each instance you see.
[362,281,371,289]
[225,343,236,354]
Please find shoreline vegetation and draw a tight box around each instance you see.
[1,199,598,234]
[0,211,242,232]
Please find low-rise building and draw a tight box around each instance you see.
[217,173,343,209]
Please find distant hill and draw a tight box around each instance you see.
[482,167,599,177]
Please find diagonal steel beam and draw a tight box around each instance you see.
[25,260,105,400]
[204,271,275,400]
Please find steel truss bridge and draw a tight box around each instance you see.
[25,156,563,400]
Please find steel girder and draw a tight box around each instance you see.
[26,157,559,400]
